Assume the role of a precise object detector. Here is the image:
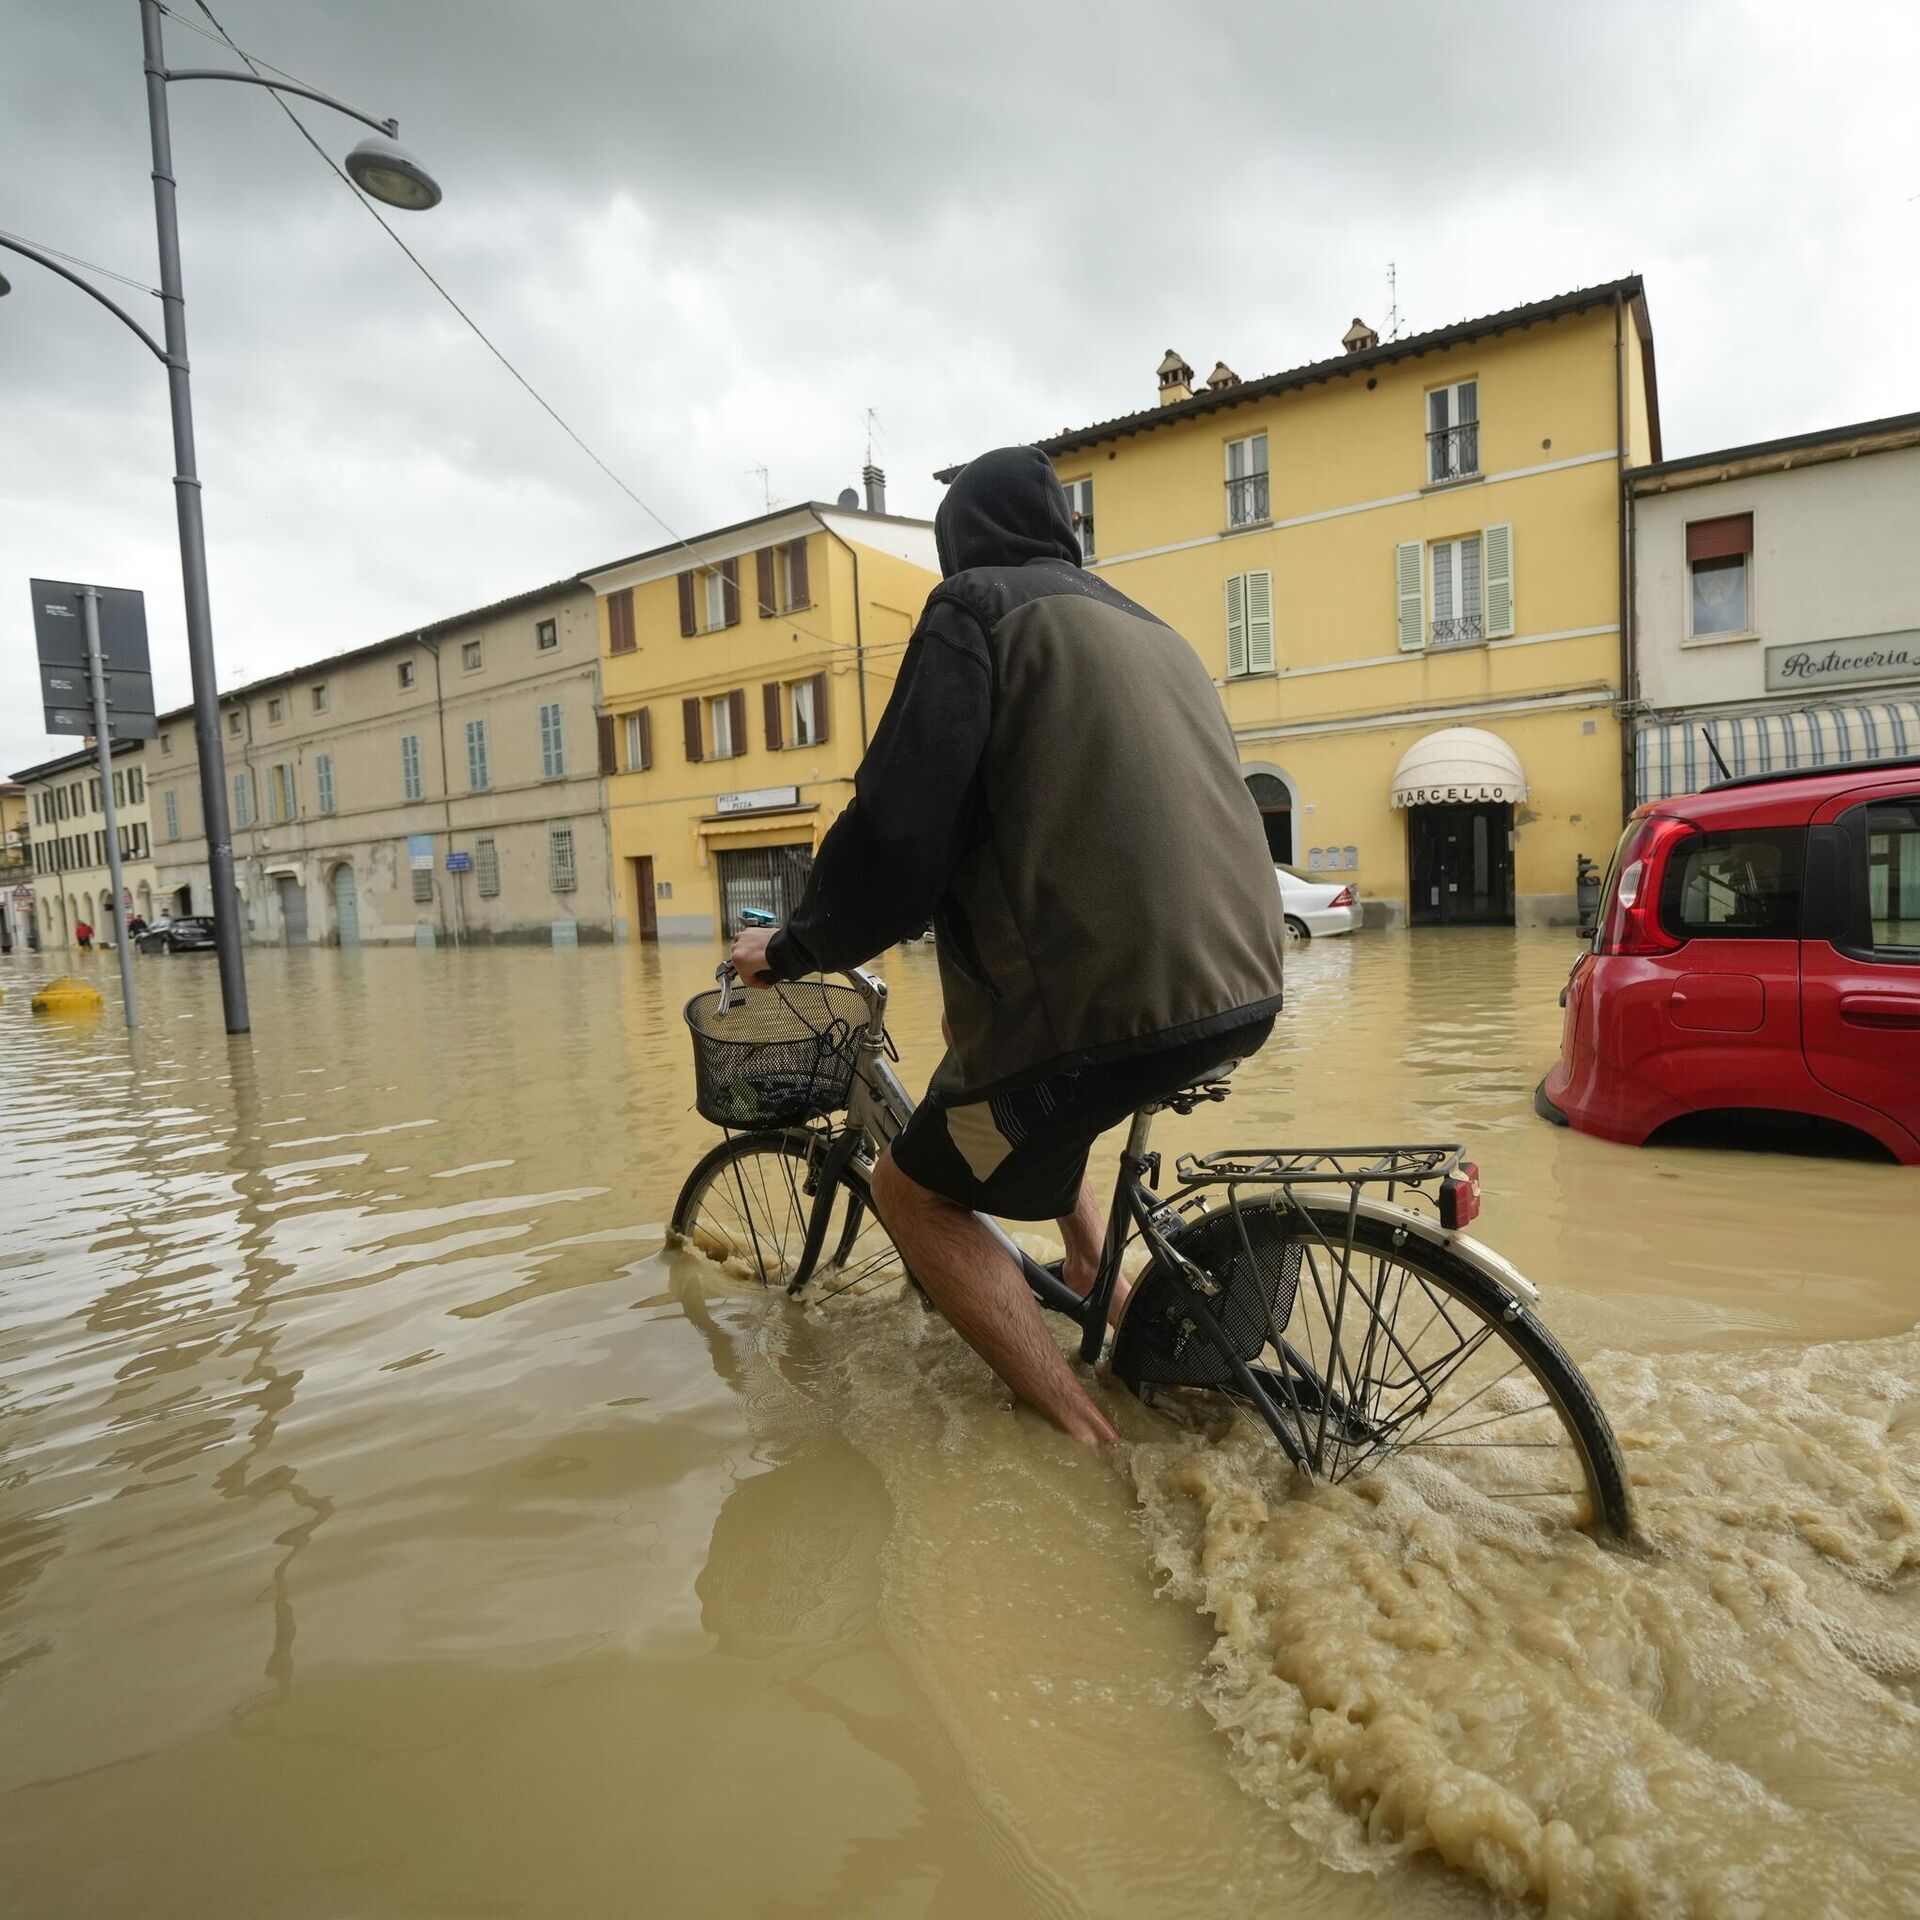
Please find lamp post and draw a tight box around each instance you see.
[1,0,441,1033]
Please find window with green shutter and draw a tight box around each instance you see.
[539,702,566,778]
[401,732,423,802]
[1224,570,1274,677]
[467,717,490,791]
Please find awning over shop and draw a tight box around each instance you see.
[1634,700,1920,803]
[1389,727,1529,809]
[696,807,819,841]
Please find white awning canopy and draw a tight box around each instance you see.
[1389,727,1529,809]
[1634,700,1920,803]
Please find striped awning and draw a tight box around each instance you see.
[1635,700,1920,804]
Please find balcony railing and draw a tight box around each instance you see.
[1426,421,1480,484]
[1430,612,1484,649]
[1225,471,1270,527]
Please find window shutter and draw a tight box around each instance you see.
[763,681,783,749]
[1686,514,1752,563]
[721,557,741,628]
[756,547,776,616]
[682,696,703,762]
[1246,570,1274,673]
[1395,542,1426,651]
[728,686,747,746]
[1483,522,1514,638]
[788,537,809,608]
[608,588,635,653]
[677,571,696,636]
[596,713,616,775]
[638,706,653,770]
[1225,573,1248,677]
[810,670,829,744]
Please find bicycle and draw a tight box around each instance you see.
[670,946,1634,1540]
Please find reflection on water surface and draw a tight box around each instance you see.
[1,933,1914,1917]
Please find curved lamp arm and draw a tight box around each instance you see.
[0,235,171,364]
[160,66,400,139]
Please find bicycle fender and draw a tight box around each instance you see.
[1297,1195,1543,1305]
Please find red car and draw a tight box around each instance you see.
[1538,756,1920,1163]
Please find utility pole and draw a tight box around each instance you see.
[80,587,138,1029]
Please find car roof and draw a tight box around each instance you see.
[1640,754,1920,823]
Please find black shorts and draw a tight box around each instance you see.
[888,1016,1275,1220]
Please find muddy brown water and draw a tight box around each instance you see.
[1,931,1916,1918]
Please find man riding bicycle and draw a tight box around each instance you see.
[730,445,1287,1446]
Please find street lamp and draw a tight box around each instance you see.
[0,0,441,1033]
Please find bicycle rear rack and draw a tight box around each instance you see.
[1174,1144,1464,1187]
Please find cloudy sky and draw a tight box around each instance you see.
[3,0,1915,775]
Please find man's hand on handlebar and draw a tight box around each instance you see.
[728,925,778,988]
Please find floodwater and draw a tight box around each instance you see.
[1,930,1916,1919]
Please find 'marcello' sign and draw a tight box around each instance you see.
[1765,630,1920,694]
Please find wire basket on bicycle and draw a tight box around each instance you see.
[684,980,866,1129]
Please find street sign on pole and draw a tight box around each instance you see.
[30,579,158,739]
[445,850,472,872]
[77,587,138,1030]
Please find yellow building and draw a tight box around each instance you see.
[583,493,939,940]
[1010,277,1660,926]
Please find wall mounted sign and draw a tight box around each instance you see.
[1765,630,1920,693]
[715,785,801,815]
[407,833,435,871]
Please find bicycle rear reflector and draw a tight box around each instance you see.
[1439,1161,1481,1230]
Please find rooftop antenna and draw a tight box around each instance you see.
[863,406,883,467]
[749,463,772,512]
[1385,261,1402,341]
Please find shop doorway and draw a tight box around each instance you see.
[715,844,814,938]
[1243,771,1295,865]
[630,856,658,941]
[1407,802,1514,926]
[330,863,360,947]
[275,874,310,946]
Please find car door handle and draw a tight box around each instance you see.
[1839,992,1920,1030]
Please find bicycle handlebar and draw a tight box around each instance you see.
[712,953,889,1041]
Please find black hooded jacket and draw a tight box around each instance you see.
[770,445,1286,1098]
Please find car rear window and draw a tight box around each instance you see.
[1659,828,1804,939]
[1864,801,1920,954]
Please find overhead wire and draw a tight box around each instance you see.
[0,229,159,298]
[183,0,892,670]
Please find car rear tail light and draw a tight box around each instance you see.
[1593,816,1693,956]
[1328,887,1355,907]
[1440,1161,1480,1230]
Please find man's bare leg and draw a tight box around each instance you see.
[870,1149,1117,1447]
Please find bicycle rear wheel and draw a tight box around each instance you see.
[670,1131,908,1301]
[1112,1194,1632,1538]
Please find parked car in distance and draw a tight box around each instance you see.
[1275,865,1359,940]
[1537,756,1920,1163]
[137,915,217,954]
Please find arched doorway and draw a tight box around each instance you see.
[1390,727,1526,927]
[330,863,361,947]
[1241,765,1298,866]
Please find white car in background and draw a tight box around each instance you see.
[1274,865,1359,939]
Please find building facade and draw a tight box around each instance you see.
[990,278,1659,926]
[13,742,157,949]
[1629,413,1920,802]
[0,783,27,949]
[584,497,939,941]
[148,580,613,947]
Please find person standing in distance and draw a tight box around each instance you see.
[731,446,1286,1446]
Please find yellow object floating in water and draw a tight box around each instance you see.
[31,975,104,1015]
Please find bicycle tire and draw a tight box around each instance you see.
[671,1131,908,1302]
[1114,1195,1633,1539]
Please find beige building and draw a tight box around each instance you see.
[13,741,158,949]
[1630,411,1920,799]
[149,580,613,946]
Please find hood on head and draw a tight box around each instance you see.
[934,445,1082,577]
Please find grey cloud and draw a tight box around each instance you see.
[4,0,1915,775]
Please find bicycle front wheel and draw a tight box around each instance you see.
[671,1131,908,1301]
[1113,1195,1633,1538]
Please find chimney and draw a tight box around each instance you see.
[862,463,886,515]
[1205,361,1241,392]
[1342,317,1380,355]
[1156,349,1194,407]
